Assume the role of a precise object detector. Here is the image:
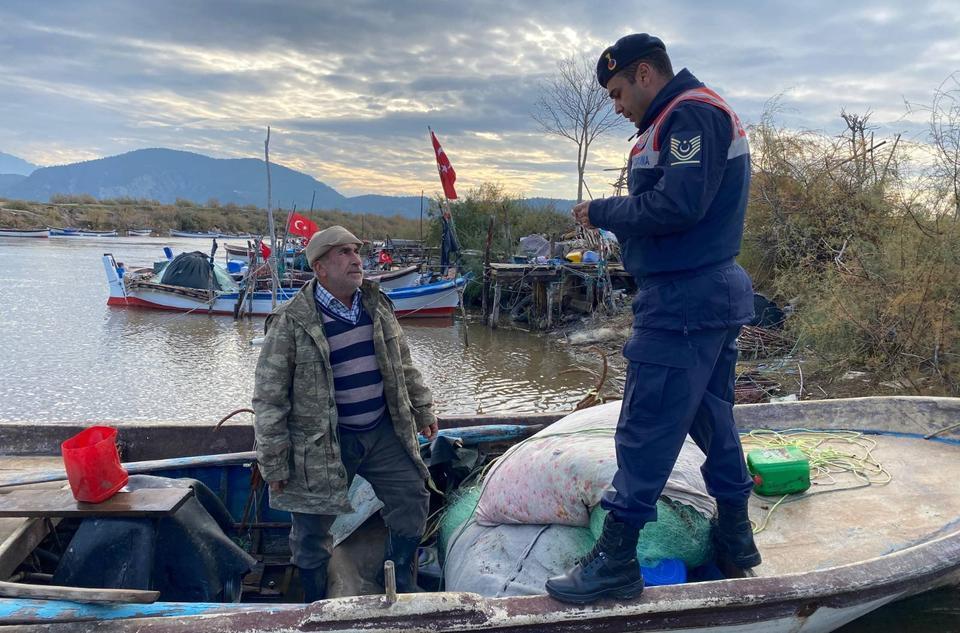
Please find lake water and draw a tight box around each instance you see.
[0,235,957,630]
[0,235,607,423]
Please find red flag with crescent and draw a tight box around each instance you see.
[288,213,319,240]
[431,131,458,200]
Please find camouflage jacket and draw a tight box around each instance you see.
[252,278,435,515]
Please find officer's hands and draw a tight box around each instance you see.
[269,480,286,493]
[420,422,439,441]
[571,200,595,230]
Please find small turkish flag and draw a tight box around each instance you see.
[288,213,319,240]
[259,241,271,259]
[431,130,458,200]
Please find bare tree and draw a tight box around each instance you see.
[906,72,960,219]
[532,53,627,203]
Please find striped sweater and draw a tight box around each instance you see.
[318,302,387,431]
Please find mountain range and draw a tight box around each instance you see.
[0,148,574,218]
[0,151,37,176]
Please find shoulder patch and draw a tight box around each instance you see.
[668,132,702,166]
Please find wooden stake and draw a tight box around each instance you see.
[0,579,159,604]
[383,561,397,604]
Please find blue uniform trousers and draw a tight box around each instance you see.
[601,325,754,528]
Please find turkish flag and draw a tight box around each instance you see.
[288,213,319,240]
[259,241,271,259]
[431,131,458,200]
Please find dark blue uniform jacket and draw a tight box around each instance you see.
[589,69,754,334]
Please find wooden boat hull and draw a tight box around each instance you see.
[365,265,421,290]
[1,397,958,631]
[0,229,48,238]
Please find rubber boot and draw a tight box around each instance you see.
[385,531,423,593]
[714,501,761,576]
[545,513,644,604]
[298,565,327,603]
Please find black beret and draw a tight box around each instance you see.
[596,33,666,88]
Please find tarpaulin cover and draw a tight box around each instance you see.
[158,251,237,291]
[52,475,255,602]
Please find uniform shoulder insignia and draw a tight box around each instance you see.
[668,132,702,166]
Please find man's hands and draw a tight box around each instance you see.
[572,200,595,230]
[420,422,439,441]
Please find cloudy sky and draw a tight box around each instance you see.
[1,1,958,199]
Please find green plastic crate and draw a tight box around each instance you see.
[746,446,811,496]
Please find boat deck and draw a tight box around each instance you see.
[0,435,958,582]
[751,434,960,577]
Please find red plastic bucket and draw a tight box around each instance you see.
[61,426,129,503]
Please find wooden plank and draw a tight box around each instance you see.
[0,517,56,580]
[0,579,159,603]
[0,488,193,518]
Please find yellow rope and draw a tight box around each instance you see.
[740,429,892,533]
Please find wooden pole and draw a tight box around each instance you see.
[264,126,278,308]
[482,216,494,321]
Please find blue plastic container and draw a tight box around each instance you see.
[640,558,687,586]
[226,260,243,273]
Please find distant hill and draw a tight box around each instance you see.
[0,147,575,217]
[0,151,37,176]
[2,148,347,210]
[0,174,26,190]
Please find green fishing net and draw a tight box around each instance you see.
[590,500,714,567]
[440,485,713,569]
[438,485,482,555]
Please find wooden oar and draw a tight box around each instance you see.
[0,579,159,603]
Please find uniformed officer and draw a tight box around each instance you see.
[546,34,761,604]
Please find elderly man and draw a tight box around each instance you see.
[546,34,760,604]
[253,225,438,602]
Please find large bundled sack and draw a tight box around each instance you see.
[443,504,711,597]
[473,401,715,527]
[444,521,592,597]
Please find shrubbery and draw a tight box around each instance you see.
[741,104,960,394]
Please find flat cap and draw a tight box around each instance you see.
[596,33,666,88]
[305,225,362,265]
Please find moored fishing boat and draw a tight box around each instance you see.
[0,228,48,238]
[0,397,958,631]
[127,229,153,237]
[49,228,118,237]
[47,227,81,237]
[102,254,464,318]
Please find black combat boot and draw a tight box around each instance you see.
[298,564,328,602]
[545,513,644,604]
[385,531,423,593]
[714,501,762,576]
